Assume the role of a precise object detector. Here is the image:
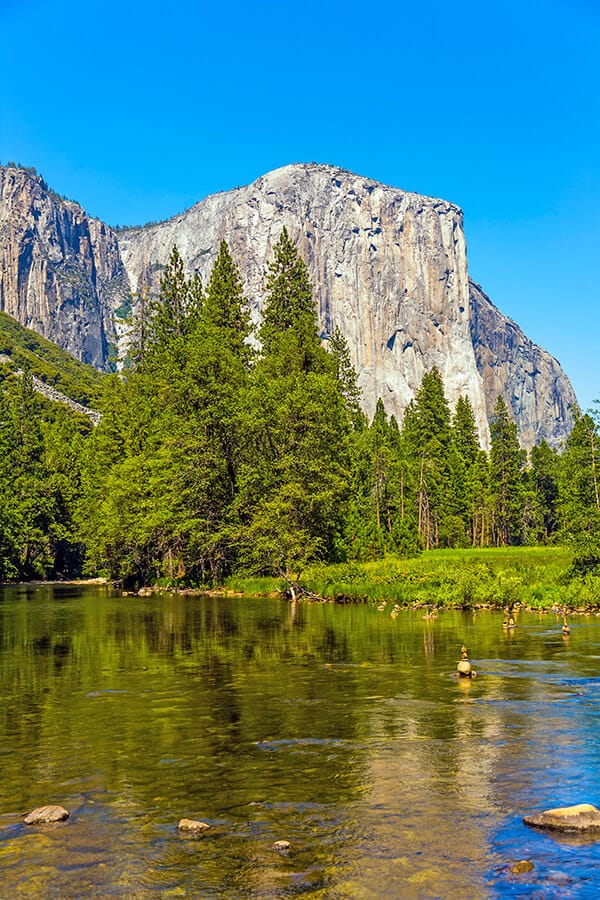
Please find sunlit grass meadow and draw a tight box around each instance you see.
[224,546,600,610]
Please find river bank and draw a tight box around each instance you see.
[8,547,599,614]
[224,546,599,613]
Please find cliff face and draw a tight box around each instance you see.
[469,279,577,449]
[118,163,576,448]
[0,163,577,448]
[0,166,125,368]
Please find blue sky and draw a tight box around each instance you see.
[1,0,598,410]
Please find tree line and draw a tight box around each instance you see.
[0,230,598,584]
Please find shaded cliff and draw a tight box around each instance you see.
[0,166,125,368]
[469,279,577,449]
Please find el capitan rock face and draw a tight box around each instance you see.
[0,163,577,448]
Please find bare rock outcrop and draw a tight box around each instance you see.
[0,163,577,448]
[0,166,125,369]
[469,279,577,449]
[118,164,576,448]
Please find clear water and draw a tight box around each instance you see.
[1,585,600,898]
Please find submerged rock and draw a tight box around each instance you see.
[23,805,69,825]
[523,803,600,833]
[177,818,210,835]
[509,860,534,874]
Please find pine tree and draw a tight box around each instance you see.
[402,367,453,549]
[203,240,251,350]
[329,325,365,429]
[237,230,349,576]
[143,245,193,377]
[558,410,600,545]
[528,440,560,543]
[489,396,526,545]
[449,395,482,545]
[259,227,326,374]
[452,395,480,466]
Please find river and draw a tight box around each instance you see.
[1,584,600,898]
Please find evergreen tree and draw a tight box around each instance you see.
[259,227,325,374]
[449,395,482,545]
[329,325,365,429]
[558,409,600,547]
[452,395,480,466]
[402,367,453,549]
[489,396,526,545]
[528,440,560,543]
[237,230,349,576]
[470,450,491,547]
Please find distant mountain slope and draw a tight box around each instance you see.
[0,310,105,409]
[0,162,578,448]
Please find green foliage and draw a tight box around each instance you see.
[291,546,573,608]
[4,232,600,590]
[489,395,526,545]
[0,311,105,407]
[236,231,350,577]
[0,370,86,580]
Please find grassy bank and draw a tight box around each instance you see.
[225,546,600,610]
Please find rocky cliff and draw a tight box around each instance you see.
[118,164,577,448]
[0,166,125,368]
[0,163,578,448]
[469,279,575,448]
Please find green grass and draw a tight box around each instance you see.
[225,546,597,610]
[223,575,286,596]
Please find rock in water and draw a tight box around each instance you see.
[273,840,291,851]
[509,860,534,874]
[177,818,210,835]
[523,803,600,833]
[456,659,473,677]
[23,805,69,825]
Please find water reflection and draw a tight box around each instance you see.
[1,587,600,897]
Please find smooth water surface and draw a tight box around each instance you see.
[1,586,600,898]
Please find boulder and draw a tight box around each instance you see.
[177,818,210,835]
[523,803,600,833]
[23,805,69,825]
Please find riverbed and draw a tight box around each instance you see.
[1,585,600,898]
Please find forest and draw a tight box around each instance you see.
[0,229,599,586]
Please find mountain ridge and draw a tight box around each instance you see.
[0,162,577,449]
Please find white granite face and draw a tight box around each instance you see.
[118,164,576,448]
[0,163,577,448]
